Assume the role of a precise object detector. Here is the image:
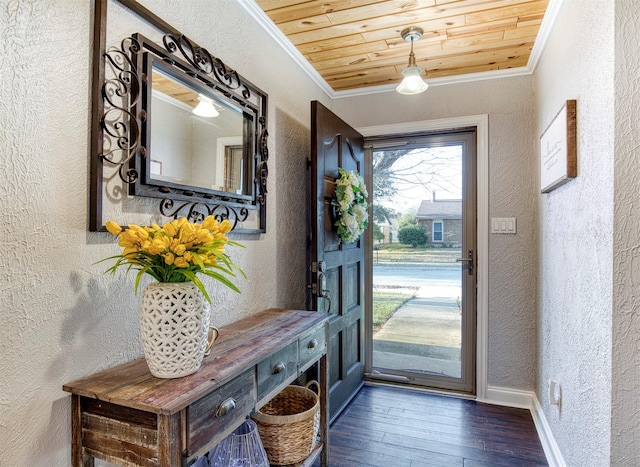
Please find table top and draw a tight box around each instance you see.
[63,308,329,415]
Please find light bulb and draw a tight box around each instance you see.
[396,66,428,95]
[192,94,219,118]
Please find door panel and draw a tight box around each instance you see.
[310,101,365,420]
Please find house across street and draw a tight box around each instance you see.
[416,192,462,247]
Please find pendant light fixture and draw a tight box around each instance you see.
[192,94,219,118]
[396,27,429,95]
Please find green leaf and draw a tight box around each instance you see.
[200,269,241,294]
[179,270,212,303]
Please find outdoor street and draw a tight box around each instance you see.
[373,264,460,287]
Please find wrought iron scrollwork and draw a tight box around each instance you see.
[159,199,250,231]
[162,33,248,95]
[100,37,142,184]
[257,119,269,206]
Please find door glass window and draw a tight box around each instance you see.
[366,130,477,393]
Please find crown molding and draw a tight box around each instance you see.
[238,0,565,100]
[332,66,534,98]
[527,0,565,74]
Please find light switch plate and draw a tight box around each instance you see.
[491,217,517,234]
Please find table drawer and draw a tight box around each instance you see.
[299,325,326,370]
[257,341,297,400]
[187,369,256,455]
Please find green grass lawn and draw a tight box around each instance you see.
[372,289,415,332]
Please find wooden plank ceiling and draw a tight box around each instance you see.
[253,0,549,92]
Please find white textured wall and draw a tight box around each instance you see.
[0,1,327,465]
[612,1,640,464]
[334,76,539,390]
[274,108,311,310]
[534,1,614,465]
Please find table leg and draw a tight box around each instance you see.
[71,395,94,467]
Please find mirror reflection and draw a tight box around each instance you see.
[149,66,245,194]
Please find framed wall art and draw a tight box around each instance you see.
[540,99,577,193]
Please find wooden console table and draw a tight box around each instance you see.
[63,309,330,466]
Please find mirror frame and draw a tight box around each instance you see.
[133,34,262,210]
[89,0,268,233]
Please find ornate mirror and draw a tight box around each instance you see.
[90,0,268,233]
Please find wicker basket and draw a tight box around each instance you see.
[252,381,320,465]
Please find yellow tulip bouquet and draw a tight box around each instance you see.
[102,216,244,303]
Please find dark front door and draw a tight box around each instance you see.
[310,101,365,420]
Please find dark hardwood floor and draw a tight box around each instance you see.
[316,385,548,467]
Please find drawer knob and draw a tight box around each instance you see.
[308,338,319,349]
[272,361,286,374]
[215,398,236,417]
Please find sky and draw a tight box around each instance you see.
[375,145,462,216]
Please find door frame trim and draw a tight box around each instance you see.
[358,114,488,400]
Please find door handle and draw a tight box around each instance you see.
[317,273,332,313]
[456,250,474,275]
[309,262,331,313]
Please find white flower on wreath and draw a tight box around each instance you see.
[343,213,357,229]
[332,167,369,244]
[353,203,367,223]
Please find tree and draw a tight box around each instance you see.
[372,222,385,242]
[397,213,418,230]
[372,150,408,223]
[398,225,427,248]
[372,146,462,223]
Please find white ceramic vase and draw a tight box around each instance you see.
[139,282,211,378]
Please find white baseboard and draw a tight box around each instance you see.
[479,385,535,408]
[480,386,566,467]
[530,392,567,467]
